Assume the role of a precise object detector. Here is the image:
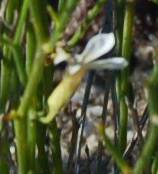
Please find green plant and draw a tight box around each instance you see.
[0,1,158,174]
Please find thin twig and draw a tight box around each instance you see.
[123,106,149,158]
[75,71,94,174]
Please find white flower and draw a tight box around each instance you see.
[54,33,128,74]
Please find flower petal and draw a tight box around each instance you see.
[54,47,70,65]
[68,64,82,74]
[77,33,115,63]
[85,57,128,70]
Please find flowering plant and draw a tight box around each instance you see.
[40,32,128,123]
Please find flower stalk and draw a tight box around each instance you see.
[117,0,135,153]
